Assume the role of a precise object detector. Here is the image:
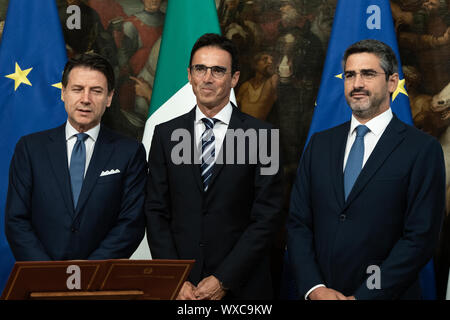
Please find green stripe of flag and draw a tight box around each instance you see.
[148,0,221,117]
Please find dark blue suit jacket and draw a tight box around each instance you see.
[287,115,446,299]
[5,123,147,261]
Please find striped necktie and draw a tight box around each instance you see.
[201,118,219,192]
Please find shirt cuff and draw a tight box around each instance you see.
[305,284,326,300]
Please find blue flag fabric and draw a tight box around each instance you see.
[281,0,436,300]
[0,0,67,292]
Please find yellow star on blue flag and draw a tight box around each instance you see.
[52,82,62,89]
[5,62,33,91]
[392,78,408,102]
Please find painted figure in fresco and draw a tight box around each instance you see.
[310,0,336,51]
[269,1,324,178]
[115,0,164,135]
[117,0,164,74]
[392,0,450,95]
[238,52,278,120]
[129,36,161,127]
[84,0,165,140]
[58,0,118,66]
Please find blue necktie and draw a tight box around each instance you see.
[70,133,88,208]
[344,125,370,200]
[201,118,219,192]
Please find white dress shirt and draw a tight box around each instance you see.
[65,121,100,176]
[343,108,393,170]
[194,102,233,159]
[305,108,393,300]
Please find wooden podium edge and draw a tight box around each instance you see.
[29,290,145,300]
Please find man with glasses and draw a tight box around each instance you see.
[287,39,446,300]
[145,33,284,300]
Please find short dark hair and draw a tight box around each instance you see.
[343,39,398,81]
[62,53,115,92]
[189,33,240,74]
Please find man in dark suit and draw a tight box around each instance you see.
[5,53,147,261]
[287,39,446,300]
[146,33,284,300]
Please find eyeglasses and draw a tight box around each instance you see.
[190,64,230,79]
[343,70,386,81]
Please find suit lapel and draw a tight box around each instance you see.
[75,125,114,216]
[344,115,406,207]
[185,108,204,192]
[206,105,243,192]
[331,122,350,209]
[46,124,75,218]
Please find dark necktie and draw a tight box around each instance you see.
[201,118,219,192]
[70,133,88,208]
[344,125,370,199]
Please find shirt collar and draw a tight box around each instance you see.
[195,102,233,126]
[349,108,393,137]
[65,121,100,142]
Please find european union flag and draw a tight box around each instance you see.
[281,0,436,300]
[0,0,67,292]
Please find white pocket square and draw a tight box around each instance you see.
[100,169,120,177]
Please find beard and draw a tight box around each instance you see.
[346,89,388,120]
[262,64,274,78]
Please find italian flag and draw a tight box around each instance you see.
[141,0,221,155]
